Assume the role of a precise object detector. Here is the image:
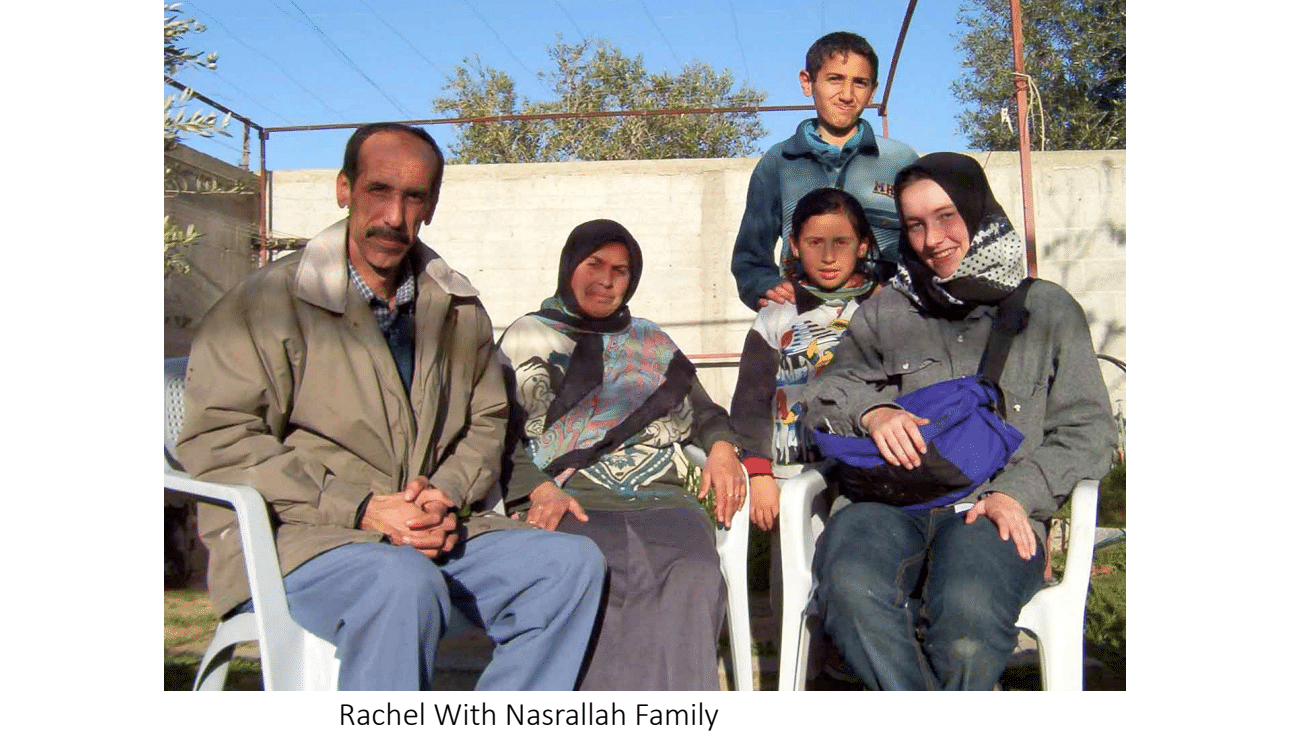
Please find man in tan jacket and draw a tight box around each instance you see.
[177,123,606,690]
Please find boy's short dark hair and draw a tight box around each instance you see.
[805,31,879,82]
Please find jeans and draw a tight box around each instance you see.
[235,529,606,690]
[812,501,1045,690]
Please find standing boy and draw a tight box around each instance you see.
[731,31,918,310]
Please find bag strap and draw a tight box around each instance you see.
[977,278,1035,384]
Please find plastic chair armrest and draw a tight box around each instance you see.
[778,466,829,583]
[1055,479,1100,589]
[163,467,309,689]
[684,444,753,690]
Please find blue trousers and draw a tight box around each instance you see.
[243,529,606,690]
[813,502,1045,690]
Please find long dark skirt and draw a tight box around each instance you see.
[556,505,727,690]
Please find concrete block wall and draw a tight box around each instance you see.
[269,151,1125,411]
[971,151,1126,416]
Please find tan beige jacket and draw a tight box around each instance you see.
[177,219,524,616]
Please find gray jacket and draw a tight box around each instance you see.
[802,280,1116,536]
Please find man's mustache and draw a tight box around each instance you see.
[366,225,411,245]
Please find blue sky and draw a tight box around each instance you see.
[166,0,973,170]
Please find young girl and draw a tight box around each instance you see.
[729,187,881,531]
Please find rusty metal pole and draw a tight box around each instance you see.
[1009,0,1039,278]
[259,129,269,267]
[241,123,250,171]
[880,0,919,140]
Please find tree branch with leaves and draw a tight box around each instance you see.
[433,37,767,164]
[952,0,1125,151]
[163,2,234,275]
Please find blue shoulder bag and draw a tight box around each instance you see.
[812,279,1034,510]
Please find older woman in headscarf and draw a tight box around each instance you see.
[801,152,1117,690]
[497,219,745,691]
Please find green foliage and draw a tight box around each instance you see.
[163,3,230,151]
[164,88,231,151]
[163,3,230,273]
[1050,454,1125,529]
[1099,457,1126,528]
[953,0,1125,150]
[1083,541,1125,681]
[433,37,767,163]
[683,464,718,523]
[164,2,216,76]
[164,216,197,275]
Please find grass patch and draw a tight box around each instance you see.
[164,613,214,628]
[1099,459,1126,528]
[164,589,219,651]
[1083,542,1126,685]
[167,588,208,603]
[165,588,265,690]
[165,651,263,690]
[1043,537,1126,690]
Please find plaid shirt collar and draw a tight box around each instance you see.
[347,258,417,332]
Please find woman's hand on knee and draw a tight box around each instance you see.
[964,492,1036,560]
[525,481,588,531]
[860,406,930,469]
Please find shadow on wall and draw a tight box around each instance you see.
[1050,220,1125,358]
[1035,166,1126,414]
[1038,178,1126,360]
[165,262,234,358]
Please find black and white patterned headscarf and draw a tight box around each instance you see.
[889,152,1027,318]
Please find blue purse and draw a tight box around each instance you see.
[812,279,1033,510]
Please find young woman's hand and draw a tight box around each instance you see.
[748,475,781,531]
[860,406,931,469]
[964,491,1037,560]
[523,481,588,531]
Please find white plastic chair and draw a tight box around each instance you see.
[683,444,755,691]
[776,463,1100,691]
[164,356,342,690]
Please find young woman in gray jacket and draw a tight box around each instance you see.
[801,152,1117,690]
